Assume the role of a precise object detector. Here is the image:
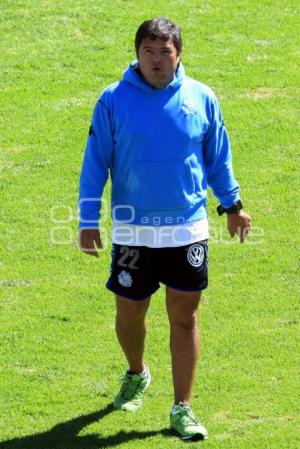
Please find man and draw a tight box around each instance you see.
[78,18,251,441]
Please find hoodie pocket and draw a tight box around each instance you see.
[126,159,195,211]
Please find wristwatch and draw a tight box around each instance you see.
[217,200,243,216]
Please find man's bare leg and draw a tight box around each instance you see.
[166,287,201,404]
[115,295,151,373]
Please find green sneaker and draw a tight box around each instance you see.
[113,365,151,411]
[170,402,208,441]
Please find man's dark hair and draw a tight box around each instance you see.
[135,18,182,56]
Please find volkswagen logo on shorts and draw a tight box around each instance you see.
[187,244,204,267]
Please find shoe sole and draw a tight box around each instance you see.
[181,433,208,441]
[170,428,208,441]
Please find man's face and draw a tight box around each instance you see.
[138,37,181,89]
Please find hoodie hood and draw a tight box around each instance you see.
[122,59,185,92]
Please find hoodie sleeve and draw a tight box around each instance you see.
[78,99,114,229]
[202,94,240,209]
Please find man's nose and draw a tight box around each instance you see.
[152,52,162,63]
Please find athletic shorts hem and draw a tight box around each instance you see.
[106,283,160,301]
[163,282,208,292]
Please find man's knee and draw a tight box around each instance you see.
[169,309,198,330]
[116,296,150,327]
[166,289,201,330]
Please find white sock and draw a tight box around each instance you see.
[127,363,148,378]
[171,404,180,414]
[139,364,148,379]
[171,403,190,414]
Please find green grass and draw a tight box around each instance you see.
[0,0,299,448]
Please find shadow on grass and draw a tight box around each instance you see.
[0,403,171,448]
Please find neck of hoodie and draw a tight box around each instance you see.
[123,60,185,93]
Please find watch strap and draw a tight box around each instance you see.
[217,200,243,216]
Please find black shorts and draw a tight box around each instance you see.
[106,240,208,301]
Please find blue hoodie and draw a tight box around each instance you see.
[79,61,239,228]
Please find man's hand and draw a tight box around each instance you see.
[227,211,252,243]
[78,228,102,257]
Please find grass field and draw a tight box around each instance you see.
[0,0,299,448]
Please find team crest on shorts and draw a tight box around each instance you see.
[187,244,204,267]
[118,271,133,288]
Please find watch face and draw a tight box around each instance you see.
[217,205,224,216]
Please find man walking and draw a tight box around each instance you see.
[78,18,251,441]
